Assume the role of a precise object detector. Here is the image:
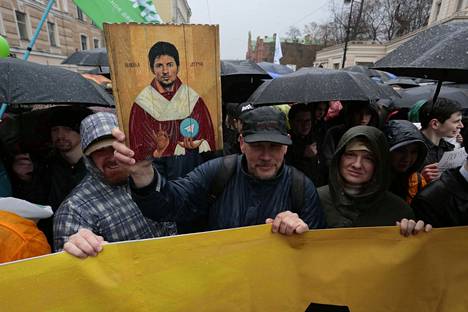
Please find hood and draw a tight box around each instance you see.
[80,112,117,154]
[343,101,381,129]
[79,112,120,182]
[384,120,428,173]
[329,125,390,203]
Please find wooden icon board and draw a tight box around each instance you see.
[104,23,222,160]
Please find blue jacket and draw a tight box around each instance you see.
[132,155,326,230]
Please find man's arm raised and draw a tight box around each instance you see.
[112,128,154,188]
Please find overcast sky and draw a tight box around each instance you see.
[187,0,332,60]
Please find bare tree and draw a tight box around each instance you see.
[287,0,432,45]
[286,26,302,42]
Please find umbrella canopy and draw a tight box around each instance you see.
[257,62,294,78]
[221,60,270,77]
[394,84,468,108]
[342,65,396,83]
[221,60,271,103]
[385,78,419,89]
[250,67,397,105]
[0,58,114,107]
[374,21,468,82]
[343,65,381,77]
[62,48,109,67]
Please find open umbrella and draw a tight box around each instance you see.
[384,78,419,89]
[257,62,294,78]
[0,58,114,107]
[250,67,397,105]
[394,84,468,108]
[62,48,109,67]
[342,65,396,83]
[221,60,271,103]
[374,22,468,83]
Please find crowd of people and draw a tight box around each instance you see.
[0,57,467,263]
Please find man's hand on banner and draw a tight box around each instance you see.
[112,128,154,188]
[396,218,432,237]
[266,211,309,235]
[63,228,106,259]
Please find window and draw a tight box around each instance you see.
[93,38,99,49]
[457,0,466,11]
[62,0,69,12]
[77,6,84,21]
[0,12,5,36]
[80,34,88,50]
[434,1,442,20]
[15,11,29,40]
[333,63,340,69]
[47,22,58,47]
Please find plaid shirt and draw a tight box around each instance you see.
[53,112,176,251]
[53,159,177,251]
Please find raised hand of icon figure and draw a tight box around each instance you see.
[151,130,170,158]
[178,137,203,150]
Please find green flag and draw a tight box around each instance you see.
[73,0,161,29]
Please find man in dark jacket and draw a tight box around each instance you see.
[285,104,319,183]
[412,127,468,227]
[318,125,423,231]
[38,106,92,245]
[418,98,464,182]
[63,106,326,258]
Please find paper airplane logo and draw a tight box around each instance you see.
[184,124,195,133]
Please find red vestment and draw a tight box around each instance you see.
[129,78,215,161]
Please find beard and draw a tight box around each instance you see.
[54,139,74,152]
[101,160,129,185]
[102,169,129,185]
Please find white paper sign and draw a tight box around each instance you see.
[438,148,468,170]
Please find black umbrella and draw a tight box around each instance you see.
[394,84,468,108]
[0,58,114,107]
[384,78,419,89]
[250,67,397,105]
[257,62,294,78]
[221,60,270,77]
[374,22,468,83]
[87,66,110,75]
[342,65,395,83]
[221,60,271,103]
[62,48,109,67]
[343,65,380,77]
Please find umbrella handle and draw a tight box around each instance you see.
[0,103,7,120]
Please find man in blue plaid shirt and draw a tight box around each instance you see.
[53,112,176,251]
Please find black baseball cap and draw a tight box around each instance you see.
[241,106,292,145]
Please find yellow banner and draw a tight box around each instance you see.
[1,225,468,311]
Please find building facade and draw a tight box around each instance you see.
[0,0,103,64]
[156,0,191,23]
[314,0,468,69]
[0,0,191,65]
[429,0,468,23]
[246,32,322,69]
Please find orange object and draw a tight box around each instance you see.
[0,211,50,263]
[81,73,111,85]
[407,172,427,204]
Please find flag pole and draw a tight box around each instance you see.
[0,0,55,120]
[24,0,56,60]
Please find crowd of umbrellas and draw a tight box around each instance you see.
[0,21,467,118]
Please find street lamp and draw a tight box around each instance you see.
[341,0,358,68]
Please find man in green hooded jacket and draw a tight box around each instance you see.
[318,125,428,234]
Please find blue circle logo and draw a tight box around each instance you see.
[180,118,199,138]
